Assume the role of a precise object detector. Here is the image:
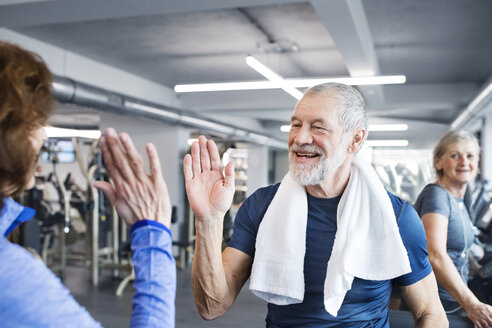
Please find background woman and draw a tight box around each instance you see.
[414,130,492,327]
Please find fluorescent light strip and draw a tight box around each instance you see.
[280,125,291,132]
[368,124,408,131]
[365,140,408,147]
[45,127,102,139]
[281,124,408,133]
[175,81,275,92]
[187,138,198,146]
[288,75,406,86]
[174,76,406,93]
[245,56,303,100]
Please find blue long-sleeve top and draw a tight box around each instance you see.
[0,197,176,327]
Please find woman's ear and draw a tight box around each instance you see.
[434,156,442,171]
[347,129,366,154]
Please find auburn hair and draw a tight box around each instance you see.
[0,41,53,208]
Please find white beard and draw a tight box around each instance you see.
[289,141,348,186]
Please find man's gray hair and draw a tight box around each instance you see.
[303,83,368,141]
[433,130,480,177]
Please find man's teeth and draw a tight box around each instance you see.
[297,152,318,158]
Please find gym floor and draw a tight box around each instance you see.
[64,262,267,327]
[63,261,473,328]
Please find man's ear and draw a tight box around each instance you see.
[347,129,366,154]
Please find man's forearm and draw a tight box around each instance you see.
[192,216,232,320]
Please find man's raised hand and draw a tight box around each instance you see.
[183,136,235,222]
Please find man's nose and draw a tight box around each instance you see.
[293,127,313,145]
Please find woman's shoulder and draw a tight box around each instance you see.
[414,183,451,217]
[418,183,450,200]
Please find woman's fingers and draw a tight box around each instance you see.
[93,180,117,205]
[146,143,163,185]
[120,132,146,181]
[103,128,135,184]
[99,136,123,188]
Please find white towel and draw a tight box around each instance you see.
[249,155,411,317]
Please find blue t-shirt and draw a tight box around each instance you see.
[414,183,475,302]
[228,184,432,327]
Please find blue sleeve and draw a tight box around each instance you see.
[227,185,279,258]
[394,202,433,286]
[414,184,451,218]
[0,238,102,328]
[129,220,176,328]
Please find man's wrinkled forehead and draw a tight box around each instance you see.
[294,91,340,109]
[291,92,341,120]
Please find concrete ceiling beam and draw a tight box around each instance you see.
[310,0,384,108]
[0,0,301,28]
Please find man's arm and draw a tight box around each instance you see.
[184,136,251,319]
[192,245,252,319]
[95,128,175,327]
[401,272,448,328]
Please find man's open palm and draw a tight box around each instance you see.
[183,136,235,221]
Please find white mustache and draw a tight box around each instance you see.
[290,144,325,156]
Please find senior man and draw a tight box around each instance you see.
[184,83,447,327]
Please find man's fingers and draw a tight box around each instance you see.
[208,139,222,172]
[224,160,235,189]
[199,135,211,172]
[93,180,117,205]
[183,154,193,182]
[191,140,201,176]
[120,132,146,180]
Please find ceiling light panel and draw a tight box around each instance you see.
[365,140,409,147]
[245,56,303,100]
[45,127,102,139]
[368,124,408,131]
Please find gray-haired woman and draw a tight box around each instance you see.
[414,130,492,327]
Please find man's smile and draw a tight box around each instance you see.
[295,152,320,158]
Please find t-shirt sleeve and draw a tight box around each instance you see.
[395,202,433,286]
[227,186,277,258]
[414,184,450,218]
[227,192,261,257]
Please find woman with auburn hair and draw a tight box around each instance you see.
[0,41,176,327]
[414,130,492,327]
[0,41,53,203]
